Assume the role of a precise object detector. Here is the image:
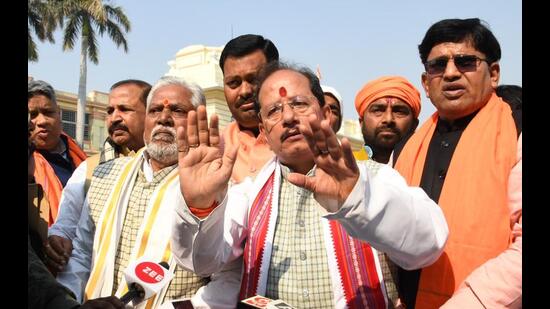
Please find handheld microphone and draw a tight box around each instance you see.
[120,259,173,306]
[240,295,296,308]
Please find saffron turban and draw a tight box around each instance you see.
[354,76,421,118]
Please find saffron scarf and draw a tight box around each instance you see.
[32,132,86,225]
[239,160,387,308]
[84,149,179,309]
[394,93,518,308]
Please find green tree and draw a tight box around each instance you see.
[28,0,61,62]
[60,0,130,146]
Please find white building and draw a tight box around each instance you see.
[165,44,365,150]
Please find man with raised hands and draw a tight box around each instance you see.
[172,61,449,309]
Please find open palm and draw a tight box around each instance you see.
[178,106,237,209]
[287,115,359,213]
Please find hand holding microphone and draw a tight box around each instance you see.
[240,295,296,308]
[120,259,174,306]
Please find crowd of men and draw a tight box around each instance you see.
[28,17,522,309]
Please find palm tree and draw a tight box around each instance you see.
[28,0,61,61]
[60,0,130,146]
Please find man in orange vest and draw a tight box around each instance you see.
[394,18,522,308]
[28,80,87,227]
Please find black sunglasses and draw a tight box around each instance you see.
[424,54,488,76]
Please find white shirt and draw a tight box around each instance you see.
[48,160,88,240]
[56,158,240,308]
[171,159,449,277]
[49,151,160,240]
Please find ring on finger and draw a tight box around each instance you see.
[189,143,199,148]
[320,149,330,155]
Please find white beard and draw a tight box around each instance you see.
[145,125,178,165]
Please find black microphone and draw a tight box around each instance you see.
[120,282,145,305]
[119,260,172,305]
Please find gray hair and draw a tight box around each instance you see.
[28,80,57,105]
[146,76,205,108]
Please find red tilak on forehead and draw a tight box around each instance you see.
[163,99,169,107]
[384,97,396,104]
[279,86,287,97]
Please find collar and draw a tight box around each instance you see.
[141,151,156,182]
[141,150,177,182]
[437,109,479,133]
[237,123,260,137]
[280,163,316,180]
[50,136,67,155]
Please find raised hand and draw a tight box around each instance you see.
[287,114,359,212]
[177,105,238,209]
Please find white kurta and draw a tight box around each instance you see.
[171,158,449,306]
[56,154,241,309]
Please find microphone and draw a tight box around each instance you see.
[240,295,295,308]
[119,259,174,306]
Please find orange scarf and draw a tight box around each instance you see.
[395,93,517,308]
[33,132,87,226]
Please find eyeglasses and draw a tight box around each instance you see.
[424,54,488,76]
[261,95,316,122]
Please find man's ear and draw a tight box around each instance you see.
[322,104,331,121]
[421,72,430,99]
[411,117,419,131]
[489,62,500,89]
[259,118,265,136]
[258,117,273,150]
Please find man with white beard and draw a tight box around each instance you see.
[56,76,241,309]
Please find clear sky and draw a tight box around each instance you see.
[28,0,522,123]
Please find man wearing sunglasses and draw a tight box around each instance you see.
[394,18,522,308]
[171,61,449,308]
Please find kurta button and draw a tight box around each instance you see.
[300,251,307,260]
